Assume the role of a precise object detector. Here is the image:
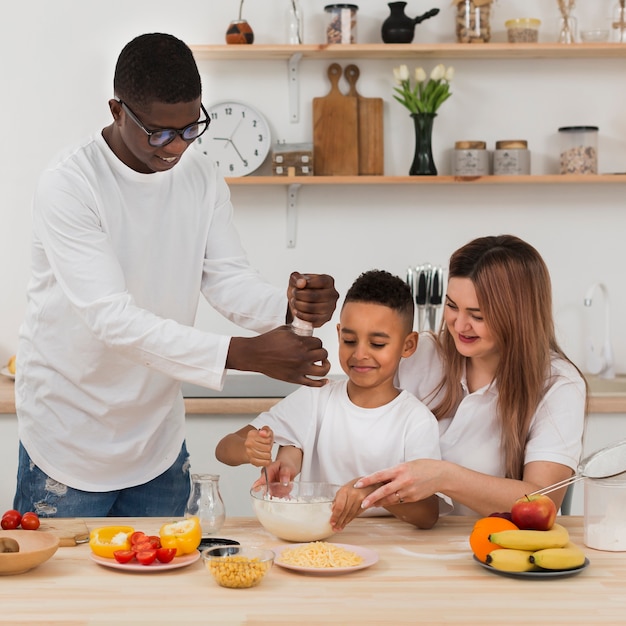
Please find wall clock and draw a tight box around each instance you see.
[194,101,271,177]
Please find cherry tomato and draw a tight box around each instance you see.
[113,550,136,564]
[2,510,23,530]
[146,535,161,549]
[135,549,157,565]
[156,547,177,563]
[1,510,22,530]
[130,531,147,545]
[132,541,153,553]
[20,512,40,530]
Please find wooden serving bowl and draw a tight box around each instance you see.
[0,529,60,575]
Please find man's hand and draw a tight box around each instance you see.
[287,272,338,327]
[227,326,330,387]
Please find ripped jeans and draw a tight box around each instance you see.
[13,441,191,518]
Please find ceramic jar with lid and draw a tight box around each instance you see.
[493,140,530,175]
[453,141,489,176]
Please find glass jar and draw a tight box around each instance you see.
[455,0,492,44]
[185,473,226,536]
[324,4,358,44]
[453,141,489,176]
[558,126,598,174]
[287,0,304,44]
[584,475,626,551]
[493,140,530,175]
[505,18,541,43]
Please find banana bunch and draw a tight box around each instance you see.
[485,523,586,572]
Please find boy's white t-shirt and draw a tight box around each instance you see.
[250,379,444,515]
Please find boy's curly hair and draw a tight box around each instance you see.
[344,270,414,332]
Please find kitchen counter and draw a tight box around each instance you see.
[1,515,624,624]
[1,373,626,414]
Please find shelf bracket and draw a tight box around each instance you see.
[286,183,301,248]
[287,53,302,123]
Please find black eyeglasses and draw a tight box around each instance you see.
[118,100,210,147]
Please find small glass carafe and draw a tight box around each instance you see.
[612,0,626,43]
[185,473,225,536]
[557,0,577,43]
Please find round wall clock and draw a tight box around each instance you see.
[194,101,271,177]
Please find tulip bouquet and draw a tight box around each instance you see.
[392,64,454,114]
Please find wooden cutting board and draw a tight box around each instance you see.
[344,64,384,176]
[312,63,359,176]
[39,518,90,546]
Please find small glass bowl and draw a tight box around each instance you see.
[580,30,610,42]
[202,545,274,588]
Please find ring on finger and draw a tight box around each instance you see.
[395,491,404,504]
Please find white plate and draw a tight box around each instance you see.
[0,367,15,380]
[473,555,590,579]
[274,542,378,575]
[90,550,200,572]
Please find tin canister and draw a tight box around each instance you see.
[453,141,489,175]
[493,140,530,175]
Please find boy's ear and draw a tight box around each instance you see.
[402,331,419,357]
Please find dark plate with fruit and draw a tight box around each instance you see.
[473,555,590,579]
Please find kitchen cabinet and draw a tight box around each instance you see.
[191,42,626,245]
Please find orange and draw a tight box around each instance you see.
[469,516,519,563]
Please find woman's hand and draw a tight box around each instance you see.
[354,459,443,510]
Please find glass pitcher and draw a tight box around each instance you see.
[185,473,226,536]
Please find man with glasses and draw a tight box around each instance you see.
[13,33,338,518]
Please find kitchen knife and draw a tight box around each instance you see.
[416,264,431,332]
[429,266,444,331]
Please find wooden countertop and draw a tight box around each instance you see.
[1,515,624,624]
[1,374,625,415]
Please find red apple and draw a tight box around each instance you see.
[510,494,556,531]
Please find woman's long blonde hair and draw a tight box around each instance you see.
[431,235,578,479]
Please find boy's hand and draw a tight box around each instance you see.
[251,459,299,491]
[330,479,378,532]
[244,426,274,467]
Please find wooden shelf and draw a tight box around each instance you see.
[226,174,626,186]
[191,42,626,61]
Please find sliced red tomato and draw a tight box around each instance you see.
[135,549,157,565]
[130,531,147,545]
[132,541,153,553]
[113,550,136,564]
[156,547,176,563]
[20,512,40,530]
[146,535,161,549]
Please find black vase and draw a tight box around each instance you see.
[381,2,441,44]
[409,113,437,176]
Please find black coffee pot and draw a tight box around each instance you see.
[381,2,440,44]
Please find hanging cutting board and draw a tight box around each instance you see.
[39,518,90,546]
[344,64,384,176]
[312,63,359,176]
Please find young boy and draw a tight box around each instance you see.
[216,269,443,531]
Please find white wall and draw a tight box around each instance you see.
[1,1,625,509]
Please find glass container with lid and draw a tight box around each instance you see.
[324,4,358,43]
[558,126,598,174]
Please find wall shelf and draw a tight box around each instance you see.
[191,43,626,61]
[226,174,626,186]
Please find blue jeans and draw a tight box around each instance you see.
[13,441,191,517]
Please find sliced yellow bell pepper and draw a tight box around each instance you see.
[159,517,202,556]
[89,525,134,558]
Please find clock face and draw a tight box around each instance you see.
[194,101,271,177]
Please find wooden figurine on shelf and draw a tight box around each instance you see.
[226,0,254,44]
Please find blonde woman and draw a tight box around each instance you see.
[354,235,586,517]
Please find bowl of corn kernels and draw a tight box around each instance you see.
[202,544,274,588]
